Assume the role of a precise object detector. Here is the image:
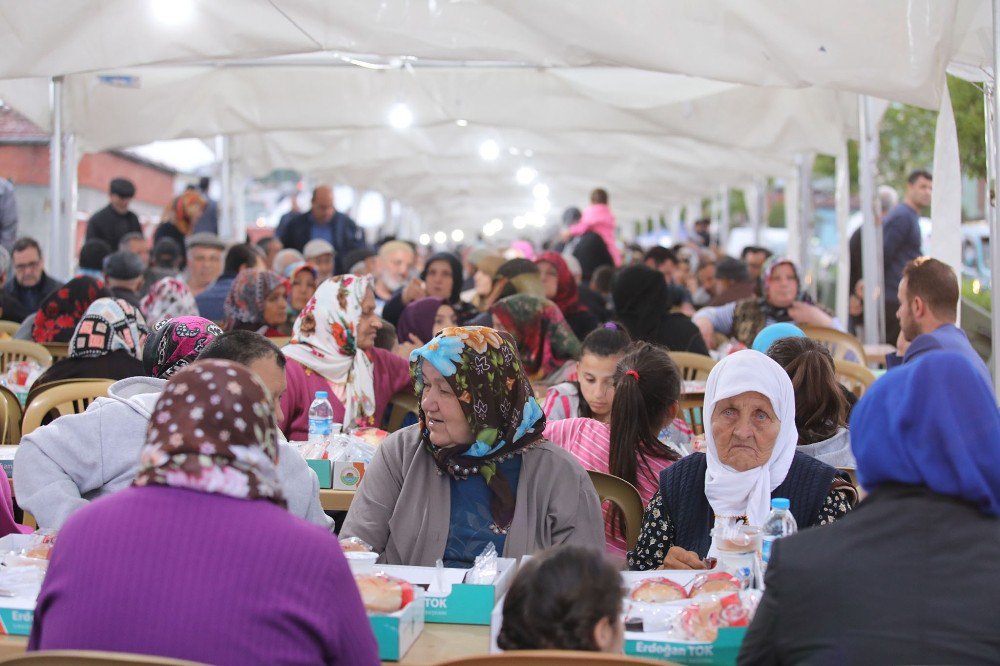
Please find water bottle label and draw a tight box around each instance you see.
[309,418,332,436]
[761,536,776,563]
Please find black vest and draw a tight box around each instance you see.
[659,451,837,558]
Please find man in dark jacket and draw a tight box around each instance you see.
[85,178,142,251]
[5,237,62,316]
[738,352,1000,666]
[278,186,367,275]
[194,243,261,322]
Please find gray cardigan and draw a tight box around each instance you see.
[14,376,330,530]
[341,424,606,565]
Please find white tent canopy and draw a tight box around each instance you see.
[0,64,858,234]
[0,0,990,108]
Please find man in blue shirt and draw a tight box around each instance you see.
[886,257,991,387]
[882,170,932,343]
[278,186,367,275]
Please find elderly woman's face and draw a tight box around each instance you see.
[711,391,780,472]
[420,361,474,448]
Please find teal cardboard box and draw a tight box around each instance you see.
[0,445,17,479]
[377,558,517,625]
[368,591,424,661]
[620,570,751,665]
[625,628,747,665]
[0,534,41,636]
[306,459,332,489]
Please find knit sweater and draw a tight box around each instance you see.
[660,452,837,557]
[29,486,378,666]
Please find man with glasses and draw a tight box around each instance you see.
[4,237,62,316]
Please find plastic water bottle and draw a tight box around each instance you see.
[308,391,334,448]
[760,498,797,570]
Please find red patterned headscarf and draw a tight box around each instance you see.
[535,251,586,317]
[32,276,112,343]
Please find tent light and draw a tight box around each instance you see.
[419,234,431,246]
[388,103,413,130]
[152,0,193,26]
[516,166,537,185]
[479,140,500,161]
[433,231,447,244]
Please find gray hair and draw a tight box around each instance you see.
[877,186,899,218]
[118,231,145,251]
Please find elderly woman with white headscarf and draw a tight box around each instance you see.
[627,350,855,570]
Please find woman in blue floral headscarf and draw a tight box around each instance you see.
[341,326,605,567]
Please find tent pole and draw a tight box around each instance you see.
[719,186,730,250]
[858,94,885,346]
[798,153,815,298]
[989,0,1000,398]
[61,131,78,279]
[48,77,63,280]
[834,145,851,326]
[753,177,765,246]
[218,135,233,241]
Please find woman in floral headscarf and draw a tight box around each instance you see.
[222,269,290,338]
[341,326,604,567]
[29,360,378,664]
[32,298,150,394]
[140,277,200,326]
[279,275,412,440]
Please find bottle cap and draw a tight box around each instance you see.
[771,498,790,510]
[315,391,328,399]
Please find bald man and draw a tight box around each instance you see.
[278,185,368,275]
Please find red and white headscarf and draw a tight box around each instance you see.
[282,275,376,428]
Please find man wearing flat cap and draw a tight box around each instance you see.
[85,178,142,251]
[103,250,145,310]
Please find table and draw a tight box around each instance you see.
[319,489,355,511]
[396,623,491,665]
[0,635,27,658]
[0,625,491,664]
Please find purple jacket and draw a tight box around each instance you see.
[29,486,378,666]
[280,348,413,440]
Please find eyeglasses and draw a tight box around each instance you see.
[13,261,40,272]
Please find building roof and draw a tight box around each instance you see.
[0,104,48,144]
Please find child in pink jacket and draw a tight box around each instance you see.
[562,188,621,267]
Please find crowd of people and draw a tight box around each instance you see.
[0,176,992,665]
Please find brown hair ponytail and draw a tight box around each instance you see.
[607,342,681,539]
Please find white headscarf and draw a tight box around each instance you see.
[281,275,377,428]
[703,350,798,528]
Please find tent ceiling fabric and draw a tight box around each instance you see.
[0,0,989,234]
[0,0,988,108]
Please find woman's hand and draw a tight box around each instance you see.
[659,546,708,570]
[788,301,833,328]
[401,278,426,306]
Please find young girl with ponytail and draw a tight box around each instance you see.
[544,342,685,558]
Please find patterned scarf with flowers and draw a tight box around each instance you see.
[133,360,285,507]
[410,326,547,533]
[282,275,377,428]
